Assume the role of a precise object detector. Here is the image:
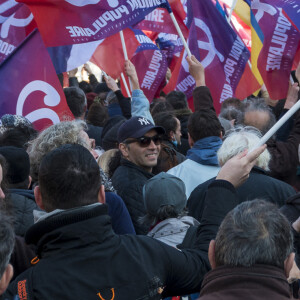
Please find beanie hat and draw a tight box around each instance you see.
[143,172,187,216]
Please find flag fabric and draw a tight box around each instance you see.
[0,0,21,24]
[16,0,171,47]
[252,0,300,99]
[91,28,140,79]
[48,27,139,78]
[135,0,188,38]
[273,0,300,32]
[156,32,183,68]
[165,0,250,113]
[48,40,102,74]
[131,29,168,101]
[0,3,36,64]
[0,29,74,131]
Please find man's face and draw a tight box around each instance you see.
[120,129,161,173]
[174,118,182,145]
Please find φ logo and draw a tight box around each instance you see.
[251,0,277,22]
[16,80,61,124]
[182,18,224,73]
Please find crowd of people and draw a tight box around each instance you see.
[0,55,300,299]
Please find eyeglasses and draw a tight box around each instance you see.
[124,135,162,147]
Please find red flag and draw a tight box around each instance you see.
[16,0,170,47]
[0,4,36,64]
[235,62,261,100]
[0,30,74,131]
[90,28,140,79]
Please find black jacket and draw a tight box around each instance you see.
[5,181,239,300]
[188,167,296,222]
[111,159,153,235]
[7,189,41,237]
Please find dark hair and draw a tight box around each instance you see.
[107,150,122,178]
[166,91,188,110]
[153,112,178,141]
[78,81,93,94]
[86,102,109,127]
[239,98,276,136]
[38,144,102,212]
[152,143,179,175]
[0,211,15,277]
[0,127,37,150]
[140,205,187,228]
[150,101,173,118]
[188,110,222,142]
[221,97,242,111]
[215,200,293,269]
[219,107,242,125]
[64,87,87,118]
[0,155,8,197]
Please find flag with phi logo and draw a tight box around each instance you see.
[0,29,74,131]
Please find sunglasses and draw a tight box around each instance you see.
[124,135,162,147]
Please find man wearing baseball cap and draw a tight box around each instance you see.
[111,116,165,234]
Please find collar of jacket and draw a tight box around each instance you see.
[9,188,35,201]
[187,136,222,166]
[120,158,154,177]
[25,204,109,247]
[201,264,290,299]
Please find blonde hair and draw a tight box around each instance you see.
[97,149,118,175]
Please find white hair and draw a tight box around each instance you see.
[217,126,270,171]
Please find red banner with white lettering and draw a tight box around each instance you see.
[0,4,36,64]
[16,0,171,47]
[252,1,300,99]
[0,30,74,131]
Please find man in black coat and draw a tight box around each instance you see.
[111,116,165,234]
[188,127,296,222]
[4,143,265,299]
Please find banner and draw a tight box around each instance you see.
[0,3,35,64]
[165,0,249,113]
[0,30,74,131]
[131,29,168,100]
[135,0,188,38]
[17,0,171,47]
[252,0,300,99]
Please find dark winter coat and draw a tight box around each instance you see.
[5,181,239,300]
[188,167,296,222]
[199,265,290,300]
[111,158,154,234]
[7,189,40,237]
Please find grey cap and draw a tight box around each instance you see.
[143,172,187,216]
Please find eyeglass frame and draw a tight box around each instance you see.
[122,134,163,148]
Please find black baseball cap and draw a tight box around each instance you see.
[117,116,165,143]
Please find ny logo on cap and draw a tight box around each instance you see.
[138,117,150,126]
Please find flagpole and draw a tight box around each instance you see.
[250,99,300,151]
[119,30,133,92]
[227,0,238,23]
[121,72,131,98]
[169,12,191,58]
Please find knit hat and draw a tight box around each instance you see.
[0,146,30,184]
[1,114,32,129]
[143,172,187,216]
[117,116,165,143]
